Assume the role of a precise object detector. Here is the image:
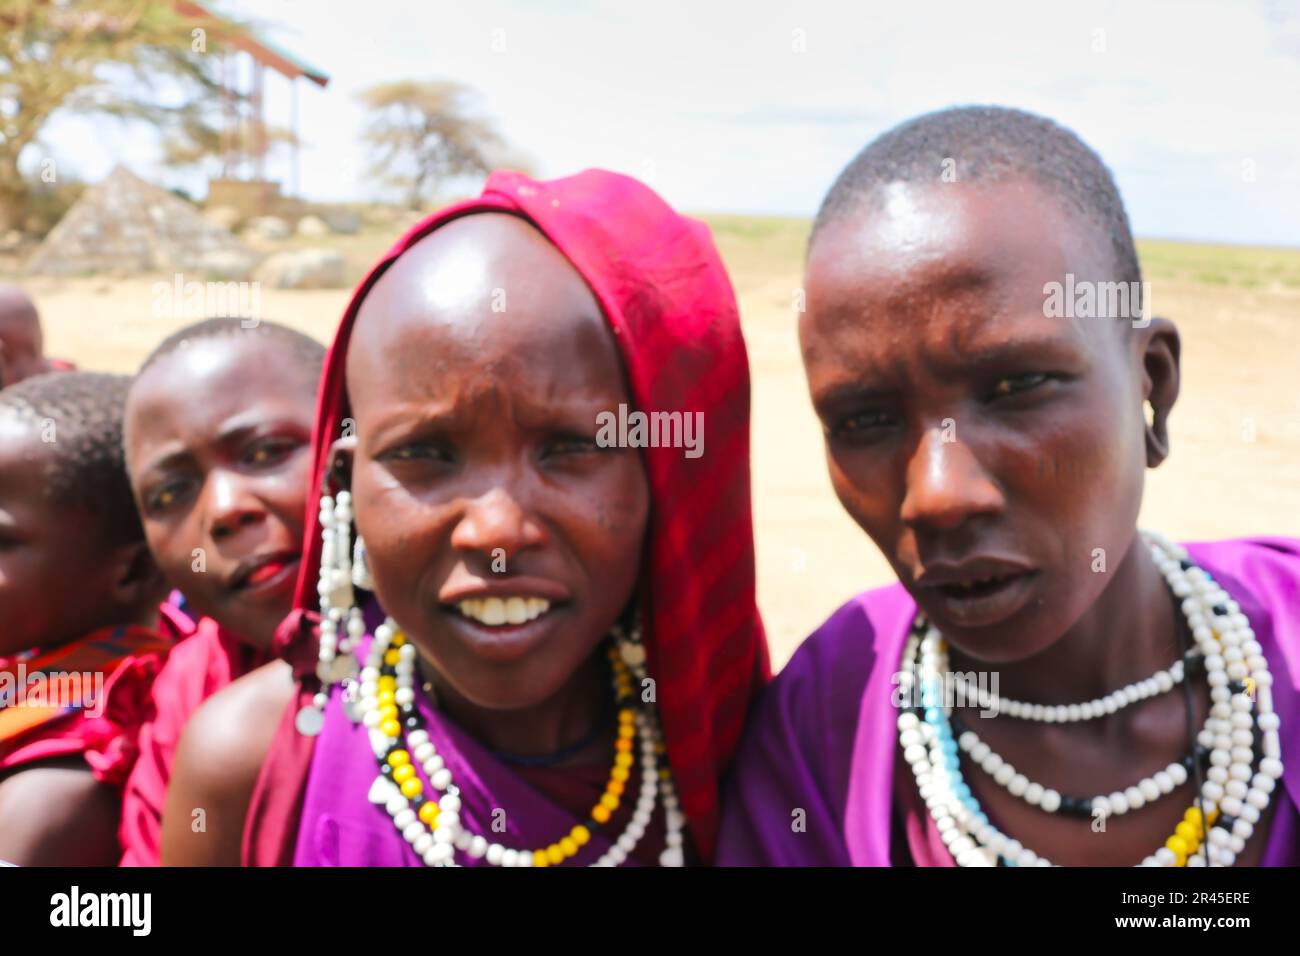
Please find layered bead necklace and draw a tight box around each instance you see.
[898,530,1284,867]
[357,617,686,867]
[300,490,687,867]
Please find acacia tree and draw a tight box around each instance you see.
[357,80,510,209]
[0,1,244,232]
[161,113,297,176]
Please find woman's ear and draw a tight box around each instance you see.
[328,434,357,491]
[1137,316,1181,469]
[111,540,169,612]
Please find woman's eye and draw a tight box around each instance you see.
[385,442,453,463]
[988,373,1051,400]
[244,437,300,467]
[832,409,894,437]
[543,434,600,457]
[146,480,189,512]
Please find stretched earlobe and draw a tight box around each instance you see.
[113,540,168,610]
[1145,399,1171,467]
[328,434,357,492]
[1139,316,1181,469]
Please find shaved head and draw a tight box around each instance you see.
[0,285,45,388]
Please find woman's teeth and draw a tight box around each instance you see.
[456,596,551,626]
[950,575,1009,593]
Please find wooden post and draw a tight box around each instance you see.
[219,51,232,179]
[291,78,300,198]
[252,59,267,207]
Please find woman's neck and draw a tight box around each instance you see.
[948,535,1181,709]
[422,651,613,766]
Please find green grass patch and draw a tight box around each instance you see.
[1137,239,1300,292]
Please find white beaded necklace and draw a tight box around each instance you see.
[300,490,686,867]
[898,531,1284,867]
[949,654,1195,723]
[357,616,686,867]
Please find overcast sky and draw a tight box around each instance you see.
[37,0,1300,245]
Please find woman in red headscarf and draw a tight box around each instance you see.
[160,169,768,866]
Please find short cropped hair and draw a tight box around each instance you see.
[138,317,326,381]
[812,105,1140,288]
[0,371,141,546]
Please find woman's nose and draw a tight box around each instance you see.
[899,426,1004,531]
[449,486,547,566]
[205,470,265,540]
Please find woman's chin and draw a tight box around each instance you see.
[923,607,1063,666]
[437,666,574,714]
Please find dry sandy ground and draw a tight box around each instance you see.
[19,227,1300,668]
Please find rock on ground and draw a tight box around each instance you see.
[203,205,243,231]
[244,216,291,241]
[253,248,347,289]
[296,215,330,237]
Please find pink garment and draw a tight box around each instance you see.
[118,606,268,866]
[0,640,165,788]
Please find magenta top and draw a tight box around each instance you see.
[717,537,1300,866]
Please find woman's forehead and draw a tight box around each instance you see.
[125,339,316,465]
[803,180,1124,351]
[360,213,593,319]
[807,178,1111,299]
[347,216,627,410]
[132,337,313,416]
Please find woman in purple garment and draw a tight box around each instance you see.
[718,106,1298,867]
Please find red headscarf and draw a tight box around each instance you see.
[279,169,769,861]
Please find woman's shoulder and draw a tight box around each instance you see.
[769,582,916,698]
[173,660,295,801]
[1185,535,1300,579]
[717,584,913,865]
[1186,535,1300,651]
[162,660,297,865]
[0,756,121,865]
[738,582,914,765]
[183,660,294,754]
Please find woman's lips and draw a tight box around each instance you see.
[443,596,563,663]
[921,570,1039,629]
[232,554,300,599]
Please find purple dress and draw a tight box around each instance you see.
[717,537,1300,866]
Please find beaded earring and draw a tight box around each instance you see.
[352,535,375,591]
[295,487,363,737]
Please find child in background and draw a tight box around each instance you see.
[0,372,169,865]
[118,318,324,865]
[0,285,75,389]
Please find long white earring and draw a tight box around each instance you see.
[610,612,684,866]
[297,489,362,737]
[613,615,647,671]
[352,535,375,591]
